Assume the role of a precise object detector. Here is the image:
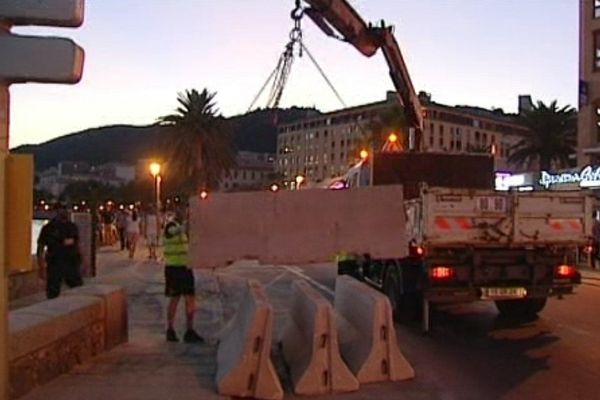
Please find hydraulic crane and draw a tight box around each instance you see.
[301,0,424,150]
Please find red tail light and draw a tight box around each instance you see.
[430,265,455,280]
[555,264,577,278]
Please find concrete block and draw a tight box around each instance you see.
[282,280,359,396]
[188,185,407,269]
[65,284,128,349]
[335,275,414,383]
[8,295,104,361]
[216,279,283,400]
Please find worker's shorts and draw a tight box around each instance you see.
[164,266,195,297]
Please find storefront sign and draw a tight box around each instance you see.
[495,171,529,191]
[539,165,600,189]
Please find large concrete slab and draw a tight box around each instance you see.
[189,185,407,269]
[281,280,359,396]
[335,275,414,383]
[216,279,283,399]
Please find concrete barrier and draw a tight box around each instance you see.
[335,275,414,383]
[65,284,128,350]
[282,280,359,396]
[189,185,407,269]
[216,279,283,400]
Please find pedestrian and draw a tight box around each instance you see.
[163,214,202,343]
[592,213,600,269]
[126,209,141,259]
[101,207,115,246]
[143,205,160,260]
[116,209,128,251]
[36,204,83,299]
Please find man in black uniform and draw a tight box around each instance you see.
[37,204,83,299]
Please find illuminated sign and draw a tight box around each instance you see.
[495,172,528,191]
[539,165,600,189]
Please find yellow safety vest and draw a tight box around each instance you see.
[163,230,188,266]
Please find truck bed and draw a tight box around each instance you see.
[406,186,593,248]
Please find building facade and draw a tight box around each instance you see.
[219,151,275,192]
[276,92,529,187]
[578,0,600,165]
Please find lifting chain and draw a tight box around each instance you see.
[290,0,304,57]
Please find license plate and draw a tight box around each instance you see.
[480,287,527,300]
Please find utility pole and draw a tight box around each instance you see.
[1,21,10,400]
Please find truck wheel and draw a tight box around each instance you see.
[495,298,547,319]
[384,267,419,323]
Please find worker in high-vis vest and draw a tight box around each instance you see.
[163,218,203,343]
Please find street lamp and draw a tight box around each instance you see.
[149,162,162,212]
[295,174,305,190]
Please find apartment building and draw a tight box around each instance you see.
[578,0,600,165]
[219,151,275,192]
[276,92,529,186]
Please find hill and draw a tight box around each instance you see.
[13,107,320,171]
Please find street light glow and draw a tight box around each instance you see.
[200,190,209,200]
[360,149,369,160]
[270,183,279,192]
[149,162,161,177]
[388,133,398,143]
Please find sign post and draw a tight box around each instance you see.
[0,2,85,397]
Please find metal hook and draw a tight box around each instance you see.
[291,0,304,21]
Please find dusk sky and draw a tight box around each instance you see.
[9,0,578,148]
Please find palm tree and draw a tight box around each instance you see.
[508,100,576,170]
[158,89,236,193]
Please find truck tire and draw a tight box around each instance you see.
[384,266,420,323]
[495,298,547,319]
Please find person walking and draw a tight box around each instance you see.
[126,209,141,259]
[163,215,202,343]
[144,206,160,260]
[116,209,128,251]
[37,204,83,299]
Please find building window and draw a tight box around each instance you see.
[595,0,600,18]
[594,30,600,70]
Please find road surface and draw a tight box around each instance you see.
[17,249,600,400]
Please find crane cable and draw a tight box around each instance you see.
[247,0,372,149]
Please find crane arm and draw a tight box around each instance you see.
[302,0,424,139]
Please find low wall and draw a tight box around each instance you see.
[8,284,128,399]
[8,269,44,302]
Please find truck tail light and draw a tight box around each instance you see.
[430,265,455,281]
[555,264,577,279]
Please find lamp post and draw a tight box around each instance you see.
[149,162,162,212]
[295,174,305,190]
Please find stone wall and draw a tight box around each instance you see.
[8,285,127,399]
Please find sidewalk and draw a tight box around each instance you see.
[20,246,227,400]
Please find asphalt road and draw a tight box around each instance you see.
[288,264,600,400]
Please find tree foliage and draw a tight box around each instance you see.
[508,100,576,170]
[158,89,236,193]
